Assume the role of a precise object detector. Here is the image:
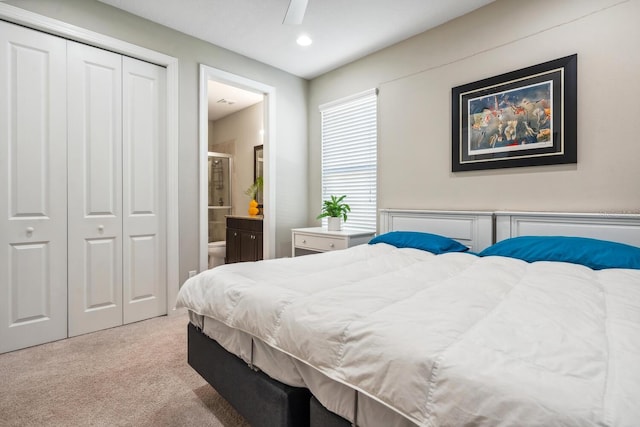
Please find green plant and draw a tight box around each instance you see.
[244,176,263,200]
[316,195,351,221]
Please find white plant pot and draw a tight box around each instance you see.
[327,217,342,231]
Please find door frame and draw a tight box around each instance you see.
[0,3,181,316]
[198,65,276,272]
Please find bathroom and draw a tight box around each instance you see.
[207,80,264,268]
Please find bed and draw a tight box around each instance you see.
[177,209,640,427]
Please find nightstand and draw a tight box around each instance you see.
[291,227,375,257]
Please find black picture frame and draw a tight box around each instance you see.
[452,54,577,172]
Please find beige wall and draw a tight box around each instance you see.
[209,102,264,215]
[6,0,309,277]
[308,0,640,226]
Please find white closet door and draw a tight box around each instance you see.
[0,22,68,353]
[122,57,167,323]
[67,42,123,336]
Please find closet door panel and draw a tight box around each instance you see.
[0,22,68,353]
[122,57,167,323]
[129,235,158,301]
[67,41,123,337]
[84,238,119,308]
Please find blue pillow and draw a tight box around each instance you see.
[478,236,640,270]
[369,231,469,254]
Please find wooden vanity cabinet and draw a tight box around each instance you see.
[226,217,263,263]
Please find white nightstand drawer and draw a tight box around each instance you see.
[291,227,375,257]
[294,233,347,251]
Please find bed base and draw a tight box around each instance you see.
[187,323,311,427]
[309,396,351,427]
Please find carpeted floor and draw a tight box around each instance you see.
[0,313,250,427]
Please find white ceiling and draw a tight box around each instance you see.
[207,81,263,121]
[98,0,495,80]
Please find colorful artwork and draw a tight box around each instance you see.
[467,82,552,156]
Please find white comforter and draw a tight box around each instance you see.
[176,243,640,427]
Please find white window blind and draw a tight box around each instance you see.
[319,88,377,231]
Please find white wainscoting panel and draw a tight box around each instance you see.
[379,209,494,252]
[495,211,640,247]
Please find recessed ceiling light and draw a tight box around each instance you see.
[296,34,312,47]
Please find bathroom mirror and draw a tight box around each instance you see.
[254,145,264,206]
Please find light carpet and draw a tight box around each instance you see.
[0,313,249,427]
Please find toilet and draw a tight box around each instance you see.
[208,241,226,269]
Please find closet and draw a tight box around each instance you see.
[0,21,167,353]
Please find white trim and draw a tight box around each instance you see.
[318,88,378,112]
[0,3,181,316]
[199,65,276,272]
[0,3,175,66]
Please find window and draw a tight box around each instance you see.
[319,89,377,231]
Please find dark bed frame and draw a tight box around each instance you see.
[187,323,352,427]
[310,396,352,427]
[186,211,494,426]
[188,323,354,427]
[188,323,311,426]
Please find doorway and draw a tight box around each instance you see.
[198,65,276,271]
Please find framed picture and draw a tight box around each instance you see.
[452,54,577,172]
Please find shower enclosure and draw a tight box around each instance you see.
[208,152,233,242]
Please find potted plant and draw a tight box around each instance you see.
[244,176,263,216]
[316,195,351,231]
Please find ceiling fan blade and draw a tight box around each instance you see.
[283,0,308,25]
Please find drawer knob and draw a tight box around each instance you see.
[26,227,34,235]
[302,239,306,244]
[329,243,335,248]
